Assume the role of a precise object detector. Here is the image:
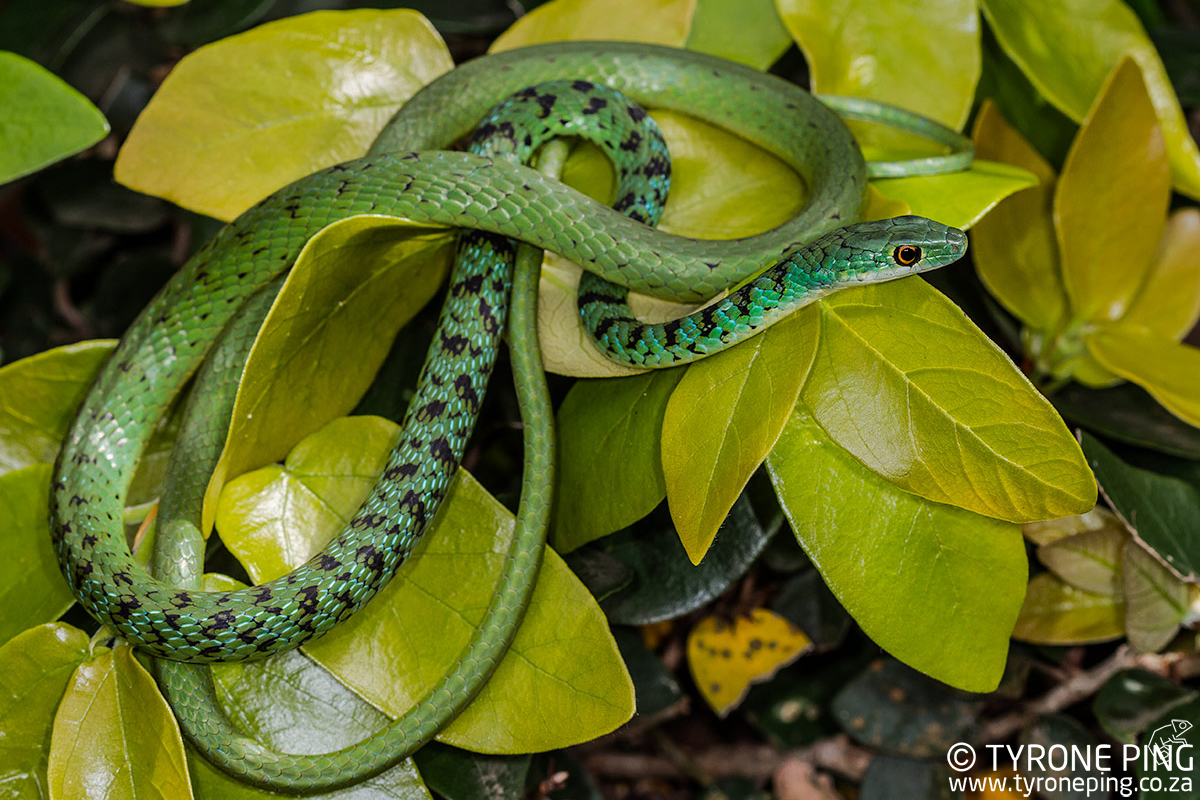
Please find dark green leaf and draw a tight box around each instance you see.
[1052,364,1200,460]
[832,659,983,758]
[599,493,774,625]
[976,23,1076,168]
[861,755,957,800]
[1138,696,1200,799]
[37,160,169,233]
[1018,714,1108,800]
[561,546,634,603]
[771,569,853,650]
[612,627,682,719]
[412,743,531,800]
[1081,433,1200,580]
[1094,669,1198,744]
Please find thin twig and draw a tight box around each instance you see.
[979,646,1136,743]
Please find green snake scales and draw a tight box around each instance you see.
[49,42,970,791]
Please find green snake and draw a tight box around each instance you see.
[49,42,970,791]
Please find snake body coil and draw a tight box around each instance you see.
[50,42,969,790]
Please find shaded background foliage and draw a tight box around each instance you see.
[3,1,1200,799]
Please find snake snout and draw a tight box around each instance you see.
[946,227,968,255]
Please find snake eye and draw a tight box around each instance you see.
[893,245,921,266]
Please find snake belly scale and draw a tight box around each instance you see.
[49,41,970,790]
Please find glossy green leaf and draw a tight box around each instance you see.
[1037,525,1126,596]
[980,0,1200,200]
[216,416,634,753]
[777,0,977,129]
[1023,506,1122,547]
[772,569,853,650]
[411,744,529,800]
[801,277,1096,522]
[0,340,115,474]
[538,110,806,378]
[1012,572,1125,645]
[0,623,90,799]
[832,659,982,757]
[1081,433,1200,581]
[490,0,692,51]
[1138,696,1200,799]
[661,311,814,564]
[0,465,74,647]
[1087,325,1200,429]
[115,9,454,220]
[203,216,454,531]
[599,492,776,625]
[869,159,1038,231]
[860,755,957,800]
[1018,714,1107,799]
[1123,542,1187,654]
[1054,57,1169,323]
[970,101,1067,332]
[0,51,108,184]
[1051,382,1200,459]
[192,578,431,800]
[1094,669,1197,744]
[685,0,791,70]
[1123,208,1200,341]
[48,645,191,799]
[611,627,683,717]
[553,369,683,552]
[767,405,1026,692]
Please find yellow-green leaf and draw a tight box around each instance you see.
[490,0,693,51]
[1054,57,1169,323]
[688,608,812,716]
[0,340,116,474]
[1123,208,1200,342]
[48,646,192,799]
[870,159,1038,231]
[536,252,698,378]
[203,216,454,531]
[970,101,1067,332]
[115,9,453,220]
[1038,526,1126,596]
[980,0,1200,200]
[1022,506,1123,547]
[801,278,1096,522]
[0,465,75,648]
[0,623,90,799]
[1123,543,1188,654]
[553,369,684,551]
[662,311,814,564]
[1086,325,1200,429]
[537,110,807,378]
[778,0,978,129]
[767,405,1025,692]
[0,51,109,183]
[685,0,792,70]
[1013,572,1125,645]
[216,416,635,753]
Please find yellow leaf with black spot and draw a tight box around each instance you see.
[687,608,812,717]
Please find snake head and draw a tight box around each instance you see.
[810,215,967,285]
